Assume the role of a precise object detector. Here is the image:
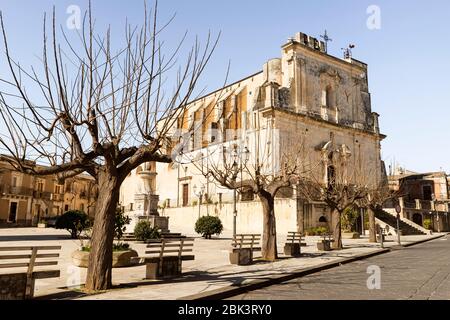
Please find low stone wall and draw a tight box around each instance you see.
[161,199,298,236]
[0,273,27,300]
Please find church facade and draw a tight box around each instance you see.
[119,32,386,235]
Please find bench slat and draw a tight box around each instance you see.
[0,253,60,260]
[231,242,261,245]
[0,261,58,268]
[146,243,193,248]
[32,270,60,279]
[145,249,193,254]
[137,255,195,263]
[0,246,61,251]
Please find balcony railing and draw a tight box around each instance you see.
[0,185,34,197]
[33,190,52,200]
[51,193,64,202]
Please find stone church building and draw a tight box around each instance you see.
[119,32,386,235]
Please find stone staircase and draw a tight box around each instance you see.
[375,209,426,235]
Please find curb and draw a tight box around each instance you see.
[179,233,448,300]
[402,233,448,248]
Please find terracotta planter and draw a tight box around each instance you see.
[72,249,138,268]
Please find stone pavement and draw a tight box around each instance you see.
[0,227,445,300]
[231,234,450,300]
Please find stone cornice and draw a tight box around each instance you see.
[260,107,387,141]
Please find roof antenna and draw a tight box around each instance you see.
[341,44,355,60]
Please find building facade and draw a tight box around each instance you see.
[120,32,386,235]
[0,157,98,227]
[387,171,450,232]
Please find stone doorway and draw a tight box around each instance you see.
[412,213,423,226]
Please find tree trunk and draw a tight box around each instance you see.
[331,209,343,250]
[85,169,120,292]
[368,208,377,243]
[259,192,277,261]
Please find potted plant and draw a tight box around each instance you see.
[423,219,433,232]
[134,220,161,242]
[37,219,47,228]
[72,208,138,268]
[341,208,361,239]
[195,216,223,239]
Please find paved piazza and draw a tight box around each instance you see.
[231,235,450,300]
[0,227,446,300]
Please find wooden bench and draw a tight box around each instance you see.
[229,234,261,265]
[283,232,306,257]
[316,233,335,251]
[0,246,61,300]
[133,238,194,279]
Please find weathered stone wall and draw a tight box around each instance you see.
[161,198,298,236]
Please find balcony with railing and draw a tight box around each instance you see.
[33,190,52,200]
[0,185,34,197]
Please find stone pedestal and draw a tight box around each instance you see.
[284,243,301,257]
[138,215,169,233]
[145,257,180,279]
[229,248,253,265]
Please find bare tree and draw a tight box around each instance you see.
[182,122,307,261]
[0,1,218,291]
[359,181,402,242]
[298,148,371,250]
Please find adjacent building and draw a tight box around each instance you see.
[387,170,450,232]
[0,156,98,227]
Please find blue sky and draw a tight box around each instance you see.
[0,0,449,173]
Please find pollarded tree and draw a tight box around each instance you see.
[359,181,402,243]
[298,146,371,250]
[0,1,218,291]
[183,115,308,261]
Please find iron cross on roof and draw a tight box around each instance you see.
[320,30,332,53]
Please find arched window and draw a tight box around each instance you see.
[319,216,327,223]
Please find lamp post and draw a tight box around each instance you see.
[224,144,250,238]
[193,184,205,219]
[395,204,402,246]
[432,194,440,233]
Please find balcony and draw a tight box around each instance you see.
[33,190,52,200]
[51,193,64,202]
[0,185,34,197]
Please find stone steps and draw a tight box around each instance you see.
[375,209,426,235]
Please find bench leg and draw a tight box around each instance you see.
[25,278,35,300]
[145,263,159,280]
[229,248,253,265]
[145,260,182,280]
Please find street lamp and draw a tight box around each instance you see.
[224,144,250,238]
[193,184,205,219]
[432,194,441,233]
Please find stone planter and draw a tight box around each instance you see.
[342,232,360,239]
[37,223,47,228]
[72,249,138,268]
[317,240,332,251]
[283,243,301,257]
